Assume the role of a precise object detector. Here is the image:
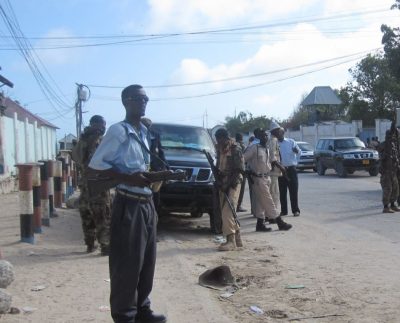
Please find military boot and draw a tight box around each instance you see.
[390,203,400,212]
[218,234,237,251]
[276,216,292,231]
[235,230,243,248]
[256,218,272,232]
[383,206,395,213]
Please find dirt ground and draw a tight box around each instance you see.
[1,190,400,323]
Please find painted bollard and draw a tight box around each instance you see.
[54,160,63,208]
[16,164,34,244]
[40,161,50,227]
[32,165,42,234]
[47,160,57,217]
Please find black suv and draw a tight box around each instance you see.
[314,137,379,178]
[151,123,220,232]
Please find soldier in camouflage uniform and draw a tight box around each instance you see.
[378,125,400,213]
[72,115,111,255]
[215,128,244,251]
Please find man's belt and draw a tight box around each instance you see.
[116,189,152,203]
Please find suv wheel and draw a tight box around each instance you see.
[316,160,326,176]
[335,161,347,178]
[190,211,203,218]
[369,166,379,176]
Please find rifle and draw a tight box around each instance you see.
[86,169,187,198]
[202,149,240,226]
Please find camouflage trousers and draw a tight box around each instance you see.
[380,172,399,206]
[79,186,111,248]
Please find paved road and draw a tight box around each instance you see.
[298,169,400,243]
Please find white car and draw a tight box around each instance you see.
[296,141,316,171]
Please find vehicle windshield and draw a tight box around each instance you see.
[298,143,313,151]
[152,124,215,151]
[334,138,366,149]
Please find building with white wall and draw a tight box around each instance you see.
[0,95,58,193]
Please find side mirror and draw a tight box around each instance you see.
[328,145,334,151]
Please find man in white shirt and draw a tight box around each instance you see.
[272,127,301,217]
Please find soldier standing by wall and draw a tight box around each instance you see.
[378,125,400,213]
[215,128,244,251]
[72,115,111,255]
[244,129,292,232]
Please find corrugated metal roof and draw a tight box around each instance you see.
[301,86,342,106]
[2,97,59,129]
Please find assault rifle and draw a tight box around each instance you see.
[87,169,187,198]
[202,149,240,226]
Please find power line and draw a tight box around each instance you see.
[0,7,394,51]
[86,48,381,90]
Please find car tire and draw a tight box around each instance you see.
[190,211,203,218]
[316,160,326,176]
[369,167,379,176]
[336,161,347,178]
[347,169,355,174]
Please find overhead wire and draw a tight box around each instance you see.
[86,47,382,89]
[0,0,73,119]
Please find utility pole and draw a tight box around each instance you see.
[75,83,88,138]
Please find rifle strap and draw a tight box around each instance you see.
[121,122,169,170]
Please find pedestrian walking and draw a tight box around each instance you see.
[214,128,244,251]
[275,127,301,217]
[71,115,111,255]
[89,85,166,323]
[244,129,292,232]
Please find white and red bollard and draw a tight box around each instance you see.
[54,160,63,208]
[15,163,35,244]
[32,164,42,234]
[40,161,50,227]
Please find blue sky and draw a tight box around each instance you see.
[1,0,399,138]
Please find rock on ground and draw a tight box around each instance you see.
[0,288,12,313]
[0,260,14,288]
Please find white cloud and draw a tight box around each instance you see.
[35,28,81,66]
[147,0,319,31]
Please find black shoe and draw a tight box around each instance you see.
[100,245,109,256]
[293,211,300,217]
[256,218,272,232]
[280,212,288,216]
[276,216,292,231]
[236,206,247,212]
[136,309,167,323]
[86,244,97,253]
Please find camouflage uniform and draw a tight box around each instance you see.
[72,127,111,250]
[379,130,399,209]
[216,139,244,236]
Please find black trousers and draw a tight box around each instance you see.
[110,194,157,323]
[278,166,300,215]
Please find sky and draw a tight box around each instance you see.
[1,0,399,139]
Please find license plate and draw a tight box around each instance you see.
[362,160,369,165]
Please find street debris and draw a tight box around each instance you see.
[104,279,110,283]
[250,305,264,314]
[199,265,234,290]
[288,313,345,321]
[219,292,234,299]
[31,285,46,291]
[22,306,37,314]
[285,284,305,289]
[266,309,288,319]
[98,305,110,312]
